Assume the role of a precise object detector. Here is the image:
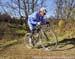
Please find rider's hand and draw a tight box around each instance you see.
[46,21,50,24]
[37,22,41,25]
[46,21,50,27]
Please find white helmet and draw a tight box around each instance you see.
[39,7,47,14]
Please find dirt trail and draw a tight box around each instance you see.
[0,41,75,59]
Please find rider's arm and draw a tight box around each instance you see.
[30,17,37,24]
[41,17,46,24]
[28,12,38,25]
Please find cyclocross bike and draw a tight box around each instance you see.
[25,22,58,51]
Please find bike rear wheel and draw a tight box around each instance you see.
[25,33,39,48]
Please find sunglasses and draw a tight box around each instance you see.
[44,13,46,15]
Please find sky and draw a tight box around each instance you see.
[45,0,56,17]
[0,0,56,18]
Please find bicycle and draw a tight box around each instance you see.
[25,22,58,51]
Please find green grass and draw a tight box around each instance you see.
[0,21,75,49]
[0,40,18,48]
[15,29,26,34]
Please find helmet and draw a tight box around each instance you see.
[39,7,47,14]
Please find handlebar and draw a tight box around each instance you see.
[35,23,50,30]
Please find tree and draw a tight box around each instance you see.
[55,0,63,19]
[0,0,45,25]
[17,0,21,17]
[55,0,75,20]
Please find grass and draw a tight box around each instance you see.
[0,40,18,48]
[0,20,75,59]
[15,29,26,35]
[0,20,75,48]
[0,22,27,46]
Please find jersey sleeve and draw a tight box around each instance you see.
[41,17,46,24]
[28,12,37,25]
[30,17,37,24]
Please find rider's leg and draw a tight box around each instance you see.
[29,30,34,44]
[28,21,35,47]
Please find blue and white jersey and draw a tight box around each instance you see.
[28,12,45,25]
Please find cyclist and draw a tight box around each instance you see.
[27,7,47,48]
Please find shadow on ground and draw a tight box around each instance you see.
[55,38,75,51]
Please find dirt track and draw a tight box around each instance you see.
[0,40,75,59]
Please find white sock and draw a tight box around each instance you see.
[29,38,32,44]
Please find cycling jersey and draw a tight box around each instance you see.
[28,12,46,31]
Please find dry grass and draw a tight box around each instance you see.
[0,20,75,59]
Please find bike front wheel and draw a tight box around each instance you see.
[39,29,58,51]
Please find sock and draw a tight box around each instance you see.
[29,38,32,44]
